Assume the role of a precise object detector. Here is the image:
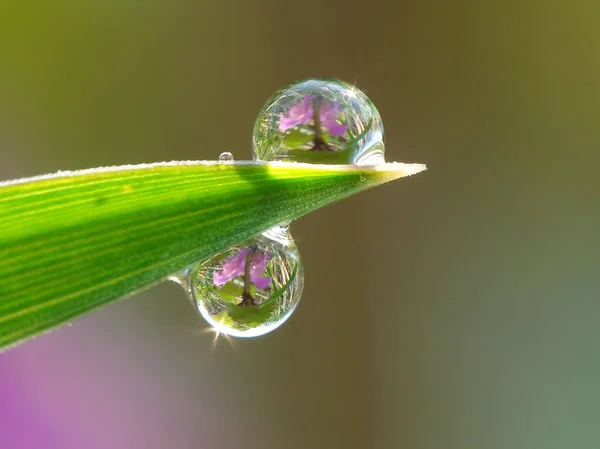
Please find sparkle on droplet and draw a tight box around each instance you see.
[184,230,304,338]
[219,151,234,161]
[252,78,385,165]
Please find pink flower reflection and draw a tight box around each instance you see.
[213,248,272,290]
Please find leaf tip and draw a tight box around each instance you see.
[365,162,427,184]
[377,161,427,176]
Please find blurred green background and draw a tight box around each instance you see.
[1,1,599,448]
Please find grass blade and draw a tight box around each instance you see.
[0,160,425,350]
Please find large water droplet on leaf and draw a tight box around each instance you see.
[188,228,304,337]
[252,78,385,165]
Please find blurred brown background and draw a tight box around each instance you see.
[1,1,599,448]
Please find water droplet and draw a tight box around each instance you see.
[186,230,304,337]
[252,78,385,165]
[219,151,234,161]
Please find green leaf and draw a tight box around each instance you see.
[282,127,314,147]
[226,302,276,328]
[284,148,353,164]
[218,281,244,302]
[0,160,426,350]
[281,122,373,164]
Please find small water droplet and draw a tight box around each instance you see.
[252,78,385,165]
[183,230,304,337]
[219,152,234,162]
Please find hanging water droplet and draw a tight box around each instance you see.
[218,151,234,161]
[252,78,385,165]
[186,230,304,337]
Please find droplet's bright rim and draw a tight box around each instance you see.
[196,300,301,338]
